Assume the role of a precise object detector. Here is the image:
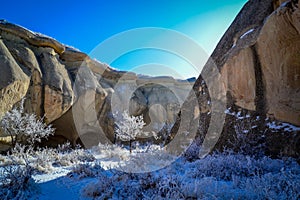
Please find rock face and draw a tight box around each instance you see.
[0,20,193,147]
[0,24,74,124]
[0,0,299,158]
[173,0,300,158]
[0,39,30,119]
[220,0,300,126]
[256,2,300,125]
[218,0,300,126]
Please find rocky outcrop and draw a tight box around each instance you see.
[256,2,300,125]
[0,20,193,147]
[173,0,300,158]
[216,0,300,126]
[1,0,299,158]
[0,28,75,124]
[0,39,30,119]
[0,20,65,54]
[194,0,300,122]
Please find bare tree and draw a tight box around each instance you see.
[114,110,146,153]
[0,99,54,147]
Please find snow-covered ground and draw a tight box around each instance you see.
[266,121,300,132]
[1,143,298,200]
[225,107,300,133]
[1,105,299,199]
[34,174,96,200]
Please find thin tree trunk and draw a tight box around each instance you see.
[10,135,15,147]
[113,134,116,144]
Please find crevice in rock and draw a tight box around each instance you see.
[35,54,46,118]
[251,45,266,117]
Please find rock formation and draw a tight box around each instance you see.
[0,20,193,148]
[0,0,299,158]
[219,0,300,125]
[172,0,300,158]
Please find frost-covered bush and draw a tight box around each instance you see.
[92,143,130,160]
[35,143,95,169]
[183,140,201,161]
[155,175,184,199]
[0,99,56,199]
[0,141,96,199]
[0,165,38,200]
[81,152,300,200]
[53,143,95,166]
[240,170,300,199]
[114,110,159,153]
[0,144,37,200]
[33,147,58,172]
[226,111,267,156]
[70,163,105,179]
[115,110,145,140]
[0,99,54,147]
[92,143,176,173]
[114,110,158,152]
[119,146,176,173]
[185,152,297,181]
[82,175,114,199]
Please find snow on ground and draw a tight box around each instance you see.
[1,143,299,199]
[2,107,299,199]
[224,107,251,119]
[33,167,71,184]
[267,121,300,132]
[8,144,295,200]
[225,107,300,132]
[34,175,98,200]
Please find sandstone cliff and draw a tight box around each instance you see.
[172,0,300,158]
[0,20,193,148]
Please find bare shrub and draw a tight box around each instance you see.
[0,99,54,147]
[0,99,54,199]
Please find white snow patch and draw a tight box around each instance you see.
[224,107,233,115]
[33,167,71,183]
[267,121,300,132]
[35,32,57,40]
[93,58,105,66]
[32,176,97,200]
[240,28,255,39]
[64,45,81,52]
[280,1,289,8]
[231,42,236,49]
[224,108,250,119]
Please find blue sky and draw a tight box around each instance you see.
[2,0,247,78]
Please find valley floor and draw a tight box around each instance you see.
[1,144,297,200]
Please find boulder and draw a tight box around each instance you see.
[0,39,30,119]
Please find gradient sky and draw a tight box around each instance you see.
[2,0,247,78]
